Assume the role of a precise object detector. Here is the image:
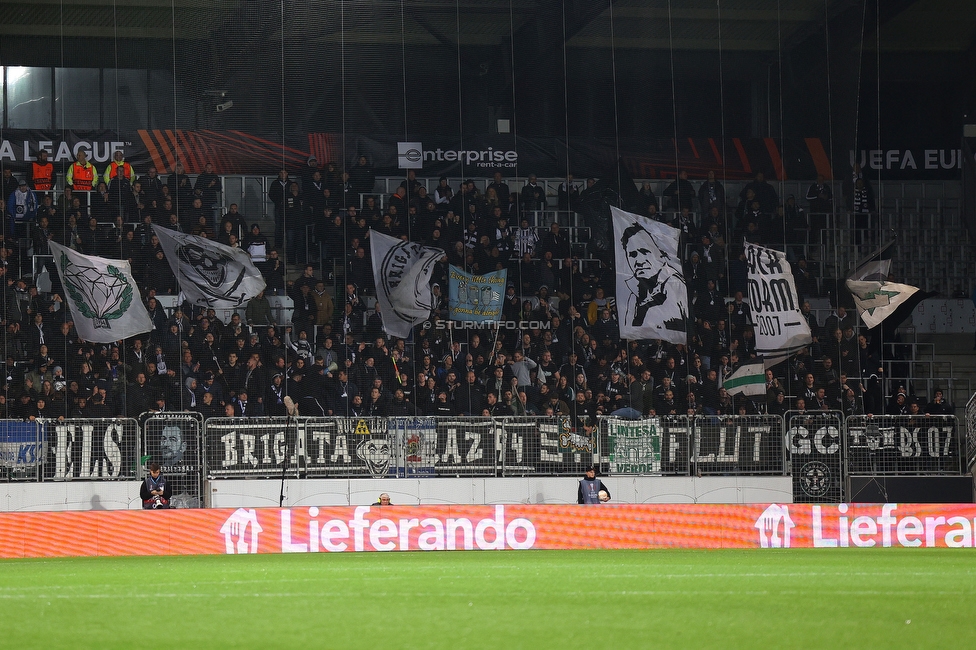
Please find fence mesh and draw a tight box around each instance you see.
[142,414,204,508]
[845,415,962,476]
[785,410,844,503]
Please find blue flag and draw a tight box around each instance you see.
[448,266,506,322]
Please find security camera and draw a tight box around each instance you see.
[215,100,234,113]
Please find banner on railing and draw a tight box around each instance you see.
[0,422,44,470]
[845,415,962,475]
[693,415,786,474]
[143,414,204,508]
[606,418,662,474]
[786,411,844,503]
[499,417,591,476]
[208,417,310,478]
[43,418,139,480]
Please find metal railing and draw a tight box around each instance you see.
[0,414,966,507]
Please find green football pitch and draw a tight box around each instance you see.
[0,549,972,649]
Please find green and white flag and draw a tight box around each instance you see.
[50,241,153,343]
[723,360,766,397]
[844,240,924,330]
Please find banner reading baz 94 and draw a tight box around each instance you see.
[448,266,506,322]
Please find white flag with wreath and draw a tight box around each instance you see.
[50,241,153,343]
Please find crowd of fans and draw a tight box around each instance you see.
[0,150,954,426]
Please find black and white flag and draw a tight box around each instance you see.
[611,206,689,344]
[369,230,444,338]
[50,242,153,343]
[844,240,929,330]
[153,227,266,309]
[744,241,812,356]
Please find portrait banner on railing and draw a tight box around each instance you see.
[143,414,204,508]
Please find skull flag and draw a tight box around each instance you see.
[152,227,266,308]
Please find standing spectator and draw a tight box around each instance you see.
[805,174,833,214]
[194,162,222,225]
[7,180,37,237]
[268,169,293,249]
[167,162,194,213]
[521,175,546,213]
[740,171,779,214]
[348,155,376,198]
[697,170,725,216]
[663,170,696,212]
[557,174,579,211]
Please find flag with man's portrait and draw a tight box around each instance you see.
[611,206,689,344]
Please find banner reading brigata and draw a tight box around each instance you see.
[2,504,976,558]
[448,266,506,322]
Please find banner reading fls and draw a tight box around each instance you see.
[448,266,506,322]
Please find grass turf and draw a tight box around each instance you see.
[0,549,972,649]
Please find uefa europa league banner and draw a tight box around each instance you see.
[448,266,506,322]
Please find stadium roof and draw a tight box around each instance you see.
[0,0,972,53]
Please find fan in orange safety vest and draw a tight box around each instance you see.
[28,150,55,194]
[104,149,135,186]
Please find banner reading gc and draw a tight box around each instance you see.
[449,266,506,322]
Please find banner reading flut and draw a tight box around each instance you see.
[448,266,506,322]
